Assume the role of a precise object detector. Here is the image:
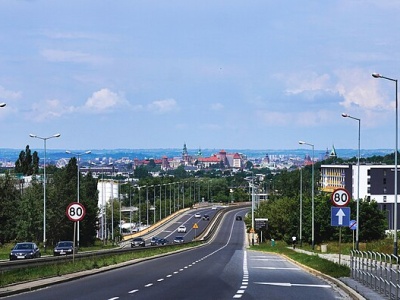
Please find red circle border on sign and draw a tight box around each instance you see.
[330,188,351,207]
[66,202,86,222]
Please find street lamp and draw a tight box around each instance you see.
[66,150,91,248]
[299,167,303,247]
[372,72,398,256]
[299,140,315,250]
[0,103,6,107]
[342,113,361,251]
[29,133,61,252]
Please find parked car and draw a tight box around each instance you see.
[194,213,201,218]
[131,237,145,247]
[10,242,41,260]
[150,237,161,246]
[53,241,76,256]
[202,214,210,221]
[177,225,187,233]
[174,236,185,243]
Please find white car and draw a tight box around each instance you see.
[177,225,186,233]
[194,213,201,218]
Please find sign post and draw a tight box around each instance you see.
[66,202,86,263]
[330,188,351,265]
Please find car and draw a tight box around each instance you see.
[156,238,169,245]
[177,225,187,233]
[53,241,76,256]
[131,237,145,247]
[173,236,185,243]
[202,214,210,221]
[194,213,201,218]
[10,242,41,260]
[236,216,242,221]
[150,237,161,246]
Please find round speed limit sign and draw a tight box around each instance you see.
[331,188,351,207]
[66,202,86,222]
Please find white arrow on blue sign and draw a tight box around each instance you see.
[331,207,351,226]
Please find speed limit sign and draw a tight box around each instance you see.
[331,188,351,207]
[66,202,86,222]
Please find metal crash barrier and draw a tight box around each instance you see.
[351,250,400,299]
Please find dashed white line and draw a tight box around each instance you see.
[144,283,153,287]
[128,290,139,294]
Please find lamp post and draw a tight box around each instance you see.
[299,140,315,250]
[65,150,91,248]
[372,72,398,256]
[29,133,61,252]
[0,103,6,107]
[342,113,361,251]
[299,166,303,247]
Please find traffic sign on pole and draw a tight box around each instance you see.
[331,188,351,207]
[331,207,350,226]
[66,202,86,222]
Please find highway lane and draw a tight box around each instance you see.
[8,208,350,300]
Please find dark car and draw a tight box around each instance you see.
[202,214,210,221]
[53,241,76,256]
[173,236,184,244]
[150,237,161,246]
[131,237,145,247]
[10,242,41,260]
[236,216,242,221]
[156,238,169,245]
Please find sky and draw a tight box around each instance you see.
[0,1,399,151]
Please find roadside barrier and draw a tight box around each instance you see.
[351,250,400,299]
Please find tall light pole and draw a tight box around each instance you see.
[299,140,315,250]
[372,72,398,256]
[342,113,361,251]
[0,103,6,107]
[299,167,303,247]
[65,150,91,248]
[30,133,61,252]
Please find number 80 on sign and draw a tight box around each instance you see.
[66,202,86,222]
[330,188,351,207]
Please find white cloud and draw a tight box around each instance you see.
[279,72,332,96]
[147,98,179,114]
[41,49,109,65]
[210,102,224,111]
[28,98,75,122]
[0,86,22,101]
[83,89,129,113]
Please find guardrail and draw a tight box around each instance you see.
[351,250,400,299]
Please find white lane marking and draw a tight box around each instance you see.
[157,278,164,282]
[144,283,153,287]
[128,290,139,294]
[108,298,119,300]
[252,266,300,270]
[166,274,172,278]
[233,250,248,299]
[254,282,332,288]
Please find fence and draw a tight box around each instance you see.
[351,250,400,299]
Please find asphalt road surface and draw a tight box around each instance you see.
[8,208,350,300]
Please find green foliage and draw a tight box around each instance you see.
[14,145,39,176]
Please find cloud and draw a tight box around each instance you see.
[0,86,22,101]
[335,69,391,111]
[147,98,179,114]
[41,49,109,65]
[83,89,129,113]
[277,71,332,97]
[28,98,75,122]
[210,102,224,111]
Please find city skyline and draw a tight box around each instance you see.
[0,1,399,150]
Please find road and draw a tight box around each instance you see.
[7,208,350,300]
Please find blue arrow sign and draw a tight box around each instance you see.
[331,207,350,226]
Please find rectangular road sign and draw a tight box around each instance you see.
[331,207,350,227]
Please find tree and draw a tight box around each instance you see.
[0,174,21,243]
[14,145,39,176]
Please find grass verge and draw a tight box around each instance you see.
[251,241,350,278]
[0,242,201,288]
